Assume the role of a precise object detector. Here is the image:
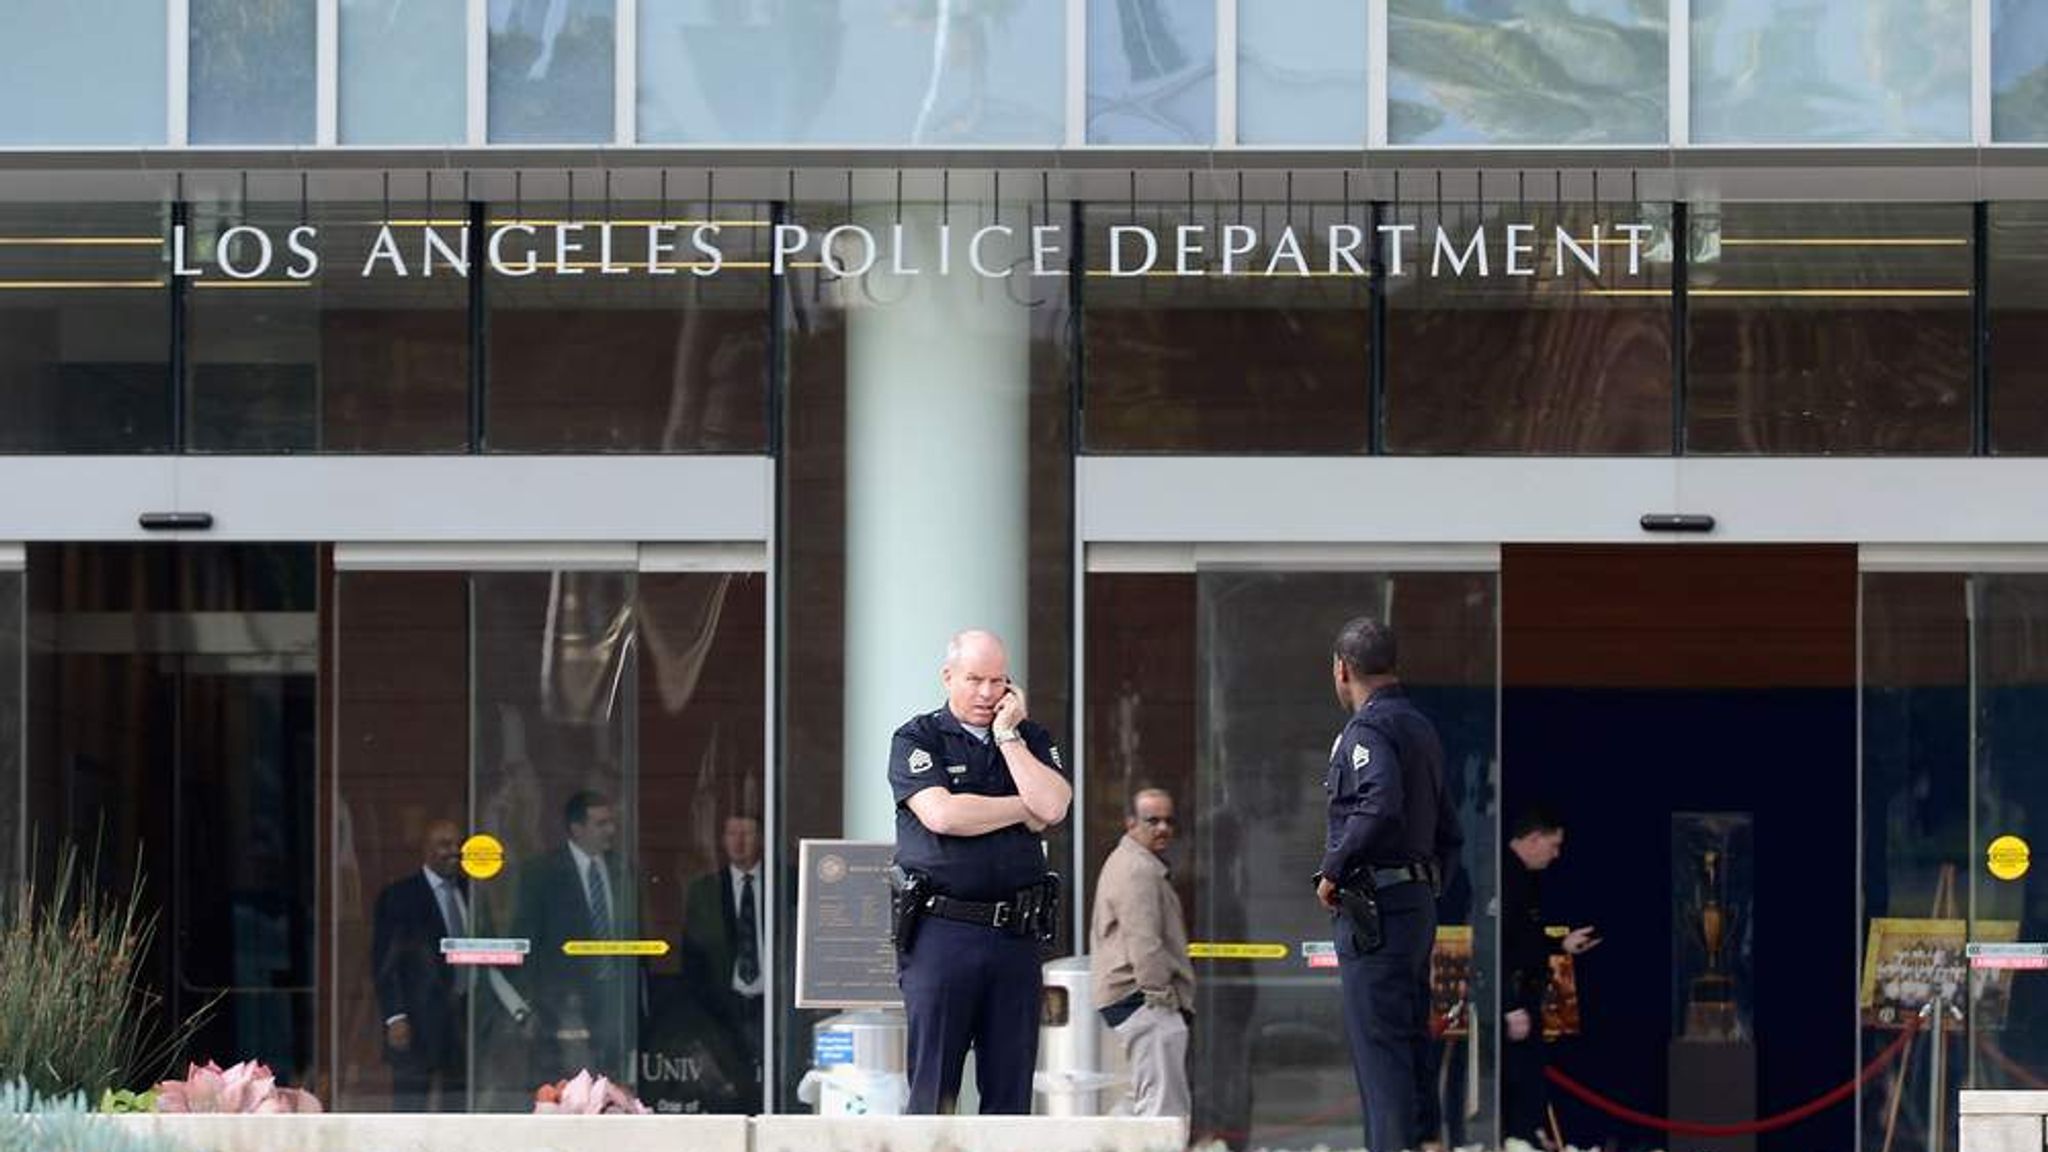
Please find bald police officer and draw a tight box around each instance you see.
[1315,616,1463,1152]
[889,629,1072,1114]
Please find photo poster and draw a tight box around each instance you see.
[1427,925,1580,1038]
[1860,917,2020,1030]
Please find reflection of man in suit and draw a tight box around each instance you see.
[518,790,634,1082]
[372,820,468,1111]
[680,814,765,1095]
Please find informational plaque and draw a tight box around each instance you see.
[794,839,902,1009]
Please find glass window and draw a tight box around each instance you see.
[333,565,768,1112]
[489,0,616,143]
[1691,0,1969,144]
[0,203,171,453]
[482,201,769,452]
[1085,568,1499,1149]
[639,0,1062,145]
[0,0,166,145]
[1685,203,1973,454]
[1081,201,1371,452]
[0,568,18,888]
[340,0,467,145]
[1994,0,2048,141]
[1236,0,1366,145]
[1388,0,1666,145]
[26,544,320,1087]
[183,201,470,453]
[1990,203,2048,453]
[1385,200,1673,454]
[1087,0,1214,144]
[189,0,317,145]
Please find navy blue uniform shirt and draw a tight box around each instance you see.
[1321,684,1463,883]
[889,707,1065,901]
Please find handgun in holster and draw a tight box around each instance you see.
[1336,871,1385,955]
[1021,872,1061,946]
[886,863,929,954]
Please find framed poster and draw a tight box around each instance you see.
[794,839,901,1010]
[1860,917,2021,1029]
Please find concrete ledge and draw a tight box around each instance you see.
[752,1116,1188,1152]
[1962,1091,2048,1114]
[1960,1091,2048,1152]
[104,1113,749,1152]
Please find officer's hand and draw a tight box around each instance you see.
[1316,876,1339,910]
[1505,1008,1532,1042]
[1563,926,1601,955]
[385,1018,413,1052]
[994,683,1028,730]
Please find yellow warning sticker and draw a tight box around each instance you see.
[1988,835,2031,882]
[460,834,505,880]
[1188,942,1290,961]
[564,940,672,957]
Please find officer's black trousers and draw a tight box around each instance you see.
[1336,881,1438,1152]
[898,916,1042,1114]
[1502,1032,1551,1148]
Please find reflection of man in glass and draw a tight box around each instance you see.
[678,813,766,1100]
[1502,807,1599,1150]
[517,790,633,1082]
[372,820,469,1111]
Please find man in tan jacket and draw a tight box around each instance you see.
[1090,787,1195,1117]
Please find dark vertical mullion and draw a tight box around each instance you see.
[768,200,788,456]
[169,201,190,453]
[1369,199,1388,455]
[1671,201,1690,457]
[468,200,488,453]
[1069,198,1086,454]
[1974,200,1991,457]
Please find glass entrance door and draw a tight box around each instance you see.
[23,543,320,1082]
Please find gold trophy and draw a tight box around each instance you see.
[1684,849,1740,1040]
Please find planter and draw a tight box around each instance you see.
[102,1112,748,1152]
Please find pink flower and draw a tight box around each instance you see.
[152,1058,323,1114]
[531,1069,649,1115]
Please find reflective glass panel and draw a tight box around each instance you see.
[639,0,1062,144]
[183,201,470,453]
[482,202,769,452]
[1685,203,1973,454]
[1081,201,1371,452]
[489,0,616,143]
[1237,0,1367,145]
[1389,0,1666,145]
[1691,0,1969,143]
[0,0,166,145]
[189,0,317,145]
[340,0,468,145]
[0,569,19,888]
[1989,203,2048,453]
[1384,200,1673,453]
[1994,0,2048,141]
[0,203,171,453]
[1084,569,1499,1148]
[1087,0,1215,144]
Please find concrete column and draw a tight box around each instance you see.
[841,207,1033,843]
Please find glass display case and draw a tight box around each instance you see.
[1673,812,1756,1042]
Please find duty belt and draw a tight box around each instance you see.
[1368,862,1433,889]
[924,892,1025,930]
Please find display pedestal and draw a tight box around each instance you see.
[1668,1038,1756,1152]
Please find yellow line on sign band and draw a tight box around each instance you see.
[563,940,671,957]
[1187,942,1290,960]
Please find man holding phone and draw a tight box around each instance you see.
[1503,806,1601,1149]
[888,629,1071,1114]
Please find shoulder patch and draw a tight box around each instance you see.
[908,749,933,775]
[1351,743,1371,770]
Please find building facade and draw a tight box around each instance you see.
[3,2,2048,1150]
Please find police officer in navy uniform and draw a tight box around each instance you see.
[889,629,1072,1114]
[1314,616,1463,1152]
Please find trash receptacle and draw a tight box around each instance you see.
[798,1010,909,1116]
[1034,955,1123,1115]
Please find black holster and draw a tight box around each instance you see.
[1336,875,1385,954]
[887,863,929,954]
[1017,872,1061,945]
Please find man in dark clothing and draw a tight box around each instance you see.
[1502,807,1601,1150]
[1315,615,1464,1152]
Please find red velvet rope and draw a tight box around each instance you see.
[1544,1015,1922,1138]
